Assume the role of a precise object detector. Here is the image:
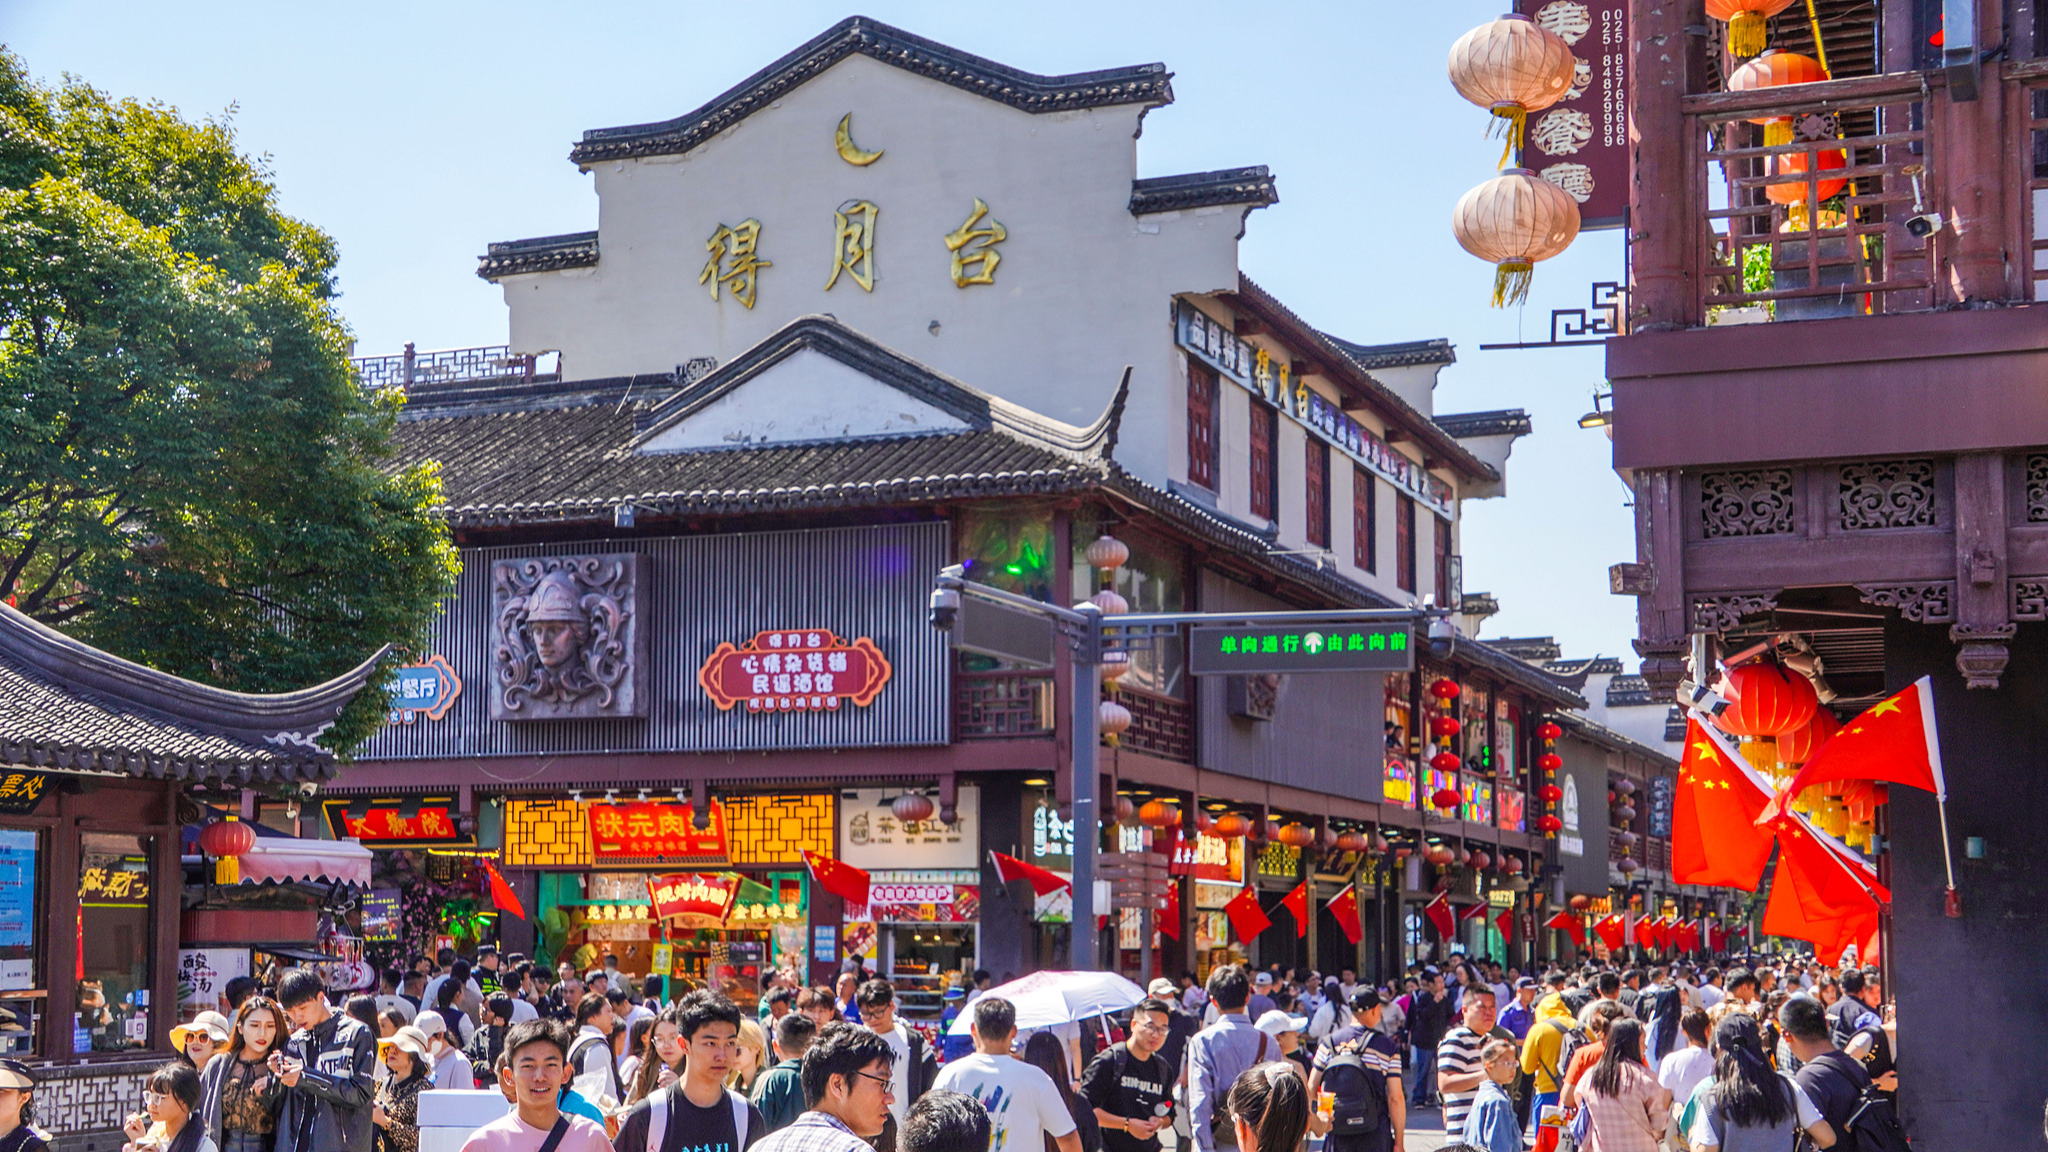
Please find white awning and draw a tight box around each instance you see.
[237,836,372,887]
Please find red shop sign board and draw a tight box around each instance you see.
[1515,0,1629,230]
[648,872,739,921]
[697,629,892,713]
[589,801,728,864]
[323,802,469,845]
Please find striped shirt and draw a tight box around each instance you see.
[1436,1026,1487,1134]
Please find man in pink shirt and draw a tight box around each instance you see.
[462,1020,613,1152]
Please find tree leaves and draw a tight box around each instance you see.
[0,49,457,754]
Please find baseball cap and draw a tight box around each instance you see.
[1253,972,1274,987]
[1423,965,1441,977]
[1254,1010,1306,1039]
[414,1010,447,1038]
[1346,988,1386,1011]
[1515,977,1539,989]
[1147,978,1178,998]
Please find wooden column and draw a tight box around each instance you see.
[1633,468,1691,697]
[1938,0,2018,302]
[1950,452,2014,686]
[1628,0,1700,329]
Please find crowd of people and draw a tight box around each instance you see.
[30,942,1906,1152]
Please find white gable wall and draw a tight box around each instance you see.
[635,347,970,452]
[502,54,1243,486]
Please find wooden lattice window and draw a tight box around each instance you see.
[1187,361,1218,490]
[1305,440,1330,548]
[1249,402,1276,520]
[1434,515,1453,606]
[503,800,592,868]
[721,793,836,865]
[1396,496,1417,593]
[1353,467,1377,572]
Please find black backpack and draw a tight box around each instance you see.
[1839,1089,1911,1152]
[1320,1037,1387,1138]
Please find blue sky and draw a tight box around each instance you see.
[5,0,1640,665]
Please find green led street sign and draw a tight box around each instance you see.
[1187,624,1415,675]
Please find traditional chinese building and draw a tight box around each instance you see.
[0,602,378,1150]
[1605,0,2048,1141]
[339,17,1596,1004]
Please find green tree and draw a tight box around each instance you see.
[0,50,458,752]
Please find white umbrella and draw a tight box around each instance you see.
[946,970,1147,1035]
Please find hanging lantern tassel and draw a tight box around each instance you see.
[1488,105,1528,169]
[1492,262,1534,309]
[215,856,239,885]
[1729,11,1768,56]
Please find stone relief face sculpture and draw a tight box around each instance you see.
[490,553,648,720]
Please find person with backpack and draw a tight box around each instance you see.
[568,994,621,1110]
[1515,980,1581,1134]
[612,991,767,1152]
[1686,1014,1834,1152]
[1306,989,1402,1152]
[1185,967,1272,1152]
[1081,998,1174,1152]
[459,1021,612,1152]
[1782,995,1908,1152]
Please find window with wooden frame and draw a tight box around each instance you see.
[1249,402,1277,520]
[1434,515,1453,607]
[1396,496,1417,593]
[1353,467,1376,572]
[1186,361,1218,490]
[1305,439,1330,548]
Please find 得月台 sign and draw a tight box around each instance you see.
[1188,625,1414,675]
[697,629,892,713]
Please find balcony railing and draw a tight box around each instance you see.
[352,344,562,392]
[1114,686,1195,763]
[954,670,1054,739]
[1687,72,1935,323]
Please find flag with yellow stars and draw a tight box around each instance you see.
[1761,813,1889,965]
[1758,675,1945,825]
[1673,716,1776,889]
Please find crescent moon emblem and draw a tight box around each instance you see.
[835,113,883,166]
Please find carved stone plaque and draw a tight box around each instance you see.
[490,553,648,720]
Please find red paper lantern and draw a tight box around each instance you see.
[1468,849,1491,871]
[1538,753,1563,772]
[1536,814,1563,833]
[1431,751,1463,774]
[1430,715,1462,739]
[1537,721,1563,742]
[1768,145,1848,206]
[1394,844,1414,859]
[1569,894,1592,910]
[1432,788,1464,811]
[1336,830,1369,853]
[1195,810,1216,835]
[1538,783,1564,803]
[1108,796,1136,827]
[1707,0,1799,58]
[1502,855,1523,875]
[1278,823,1316,849]
[892,793,936,823]
[1716,662,1820,738]
[1138,800,1180,828]
[1426,844,1456,866]
[1777,707,1842,764]
[1213,814,1249,839]
[199,818,256,859]
[1260,820,1282,843]
[1429,678,1462,700]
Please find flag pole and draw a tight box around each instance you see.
[1916,676,1961,915]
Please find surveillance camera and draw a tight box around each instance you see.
[296,782,319,797]
[1428,616,1459,661]
[928,587,960,632]
[1905,212,1943,239]
[1676,679,1731,717]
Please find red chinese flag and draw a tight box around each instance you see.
[1160,882,1182,940]
[804,850,871,906]
[1593,914,1624,952]
[1544,910,1586,950]
[1459,901,1489,922]
[1761,676,1946,823]
[1424,892,1456,940]
[1326,884,1362,945]
[989,851,1072,897]
[484,861,526,921]
[1279,881,1310,938]
[1674,718,1777,890]
[1224,884,1272,940]
[1761,821,1885,965]
[1493,905,1514,944]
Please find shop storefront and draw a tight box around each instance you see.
[836,788,980,1035]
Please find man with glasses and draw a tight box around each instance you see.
[751,1023,897,1152]
[1082,998,1174,1152]
[933,998,1081,1152]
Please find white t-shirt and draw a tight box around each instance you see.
[375,994,417,1023]
[932,1052,1077,1152]
[432,1045,475,1090]
[423,976,483,1019]
[876,1022,912,1131]
[1689,1076,1821,1147]
[1658,1045,1714,1107]
[510,998,539,1023]
[1699,984,1726,1010]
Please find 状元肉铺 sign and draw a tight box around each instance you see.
[590,801,728,864]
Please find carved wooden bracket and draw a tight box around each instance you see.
[1950,623,2017,690]
[1692,591,1778,634]
[1854,582,1956,623]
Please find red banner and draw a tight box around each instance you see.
[327,803,466,844]
[697,629,892,713]
[589,801,728,864]
[647,873,739,921]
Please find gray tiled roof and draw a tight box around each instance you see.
[569,16,1173,165]
[1129,168,1279,215]
[478,232,599,281]
[0,608,384,782]
[1324,336,1458,370]
[1435,409,1533,439]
